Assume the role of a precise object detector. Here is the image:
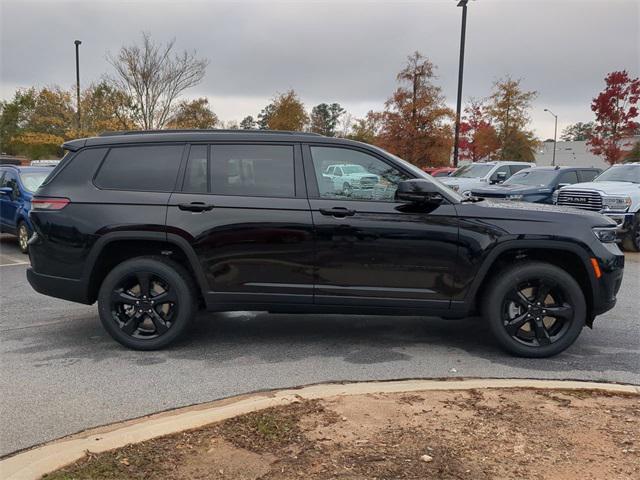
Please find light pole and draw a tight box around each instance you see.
[452,0,469,168]
[544,108,558,166]
[74,40,82,130]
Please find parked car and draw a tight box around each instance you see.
[439,161,535,196]
[556,162,640,251]
[323,163,379,195]
[27,130,623,357]
[423,166,457,177]
[470,166,602,204]
[0,165,52,253]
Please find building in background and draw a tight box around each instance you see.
[535,136,639,168]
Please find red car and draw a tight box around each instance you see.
[423,166,457,178]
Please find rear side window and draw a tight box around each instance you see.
[557,170,579,185]
[578,169,600,182]
[183,145,208,193]
[95,145,183,191]
[211,144,294,197]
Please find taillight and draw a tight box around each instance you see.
[31,197,70,210]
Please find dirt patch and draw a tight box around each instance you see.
[43,388,639,480]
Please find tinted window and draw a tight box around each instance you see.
[505,169,556,186]
[211,144,294,197]
[310,146,410,201]
[183,145,208,193]
[95,145,183,191]
[509,164,531,175]
[578,169,600,182]
[557,171,579,185]
[491,165,511,181]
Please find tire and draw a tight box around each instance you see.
[482,262,586,358]
[17,221,30,254]
[98,256,197,350]
[621,213,640,252]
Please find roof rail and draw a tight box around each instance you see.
[98,129,323,137]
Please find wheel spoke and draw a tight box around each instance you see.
[112,290,139,305]
[136,272,151,298]
[121,312,142,335]
[534,282,553,305]
[532,319,551,345]
[506,289,531,309]
[149,309,169,335]
[152,289,177,305]
[505,312,530,336]
[545,304,574,321]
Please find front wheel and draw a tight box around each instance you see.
[98,256,196,350]
[621,213,640,252]
[483,262,586,357]
[17,221,30,254]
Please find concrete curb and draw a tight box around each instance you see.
[2,378,638,480]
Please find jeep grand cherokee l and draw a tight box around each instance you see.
[26,130,624,357]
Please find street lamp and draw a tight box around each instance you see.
[544,108,558,166]
[452,0,470,168]
[74,40,82,130]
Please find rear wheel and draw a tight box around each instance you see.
[483,262,586,357]
[17,221,30,254]
[621,213,640,252]
[98,256,196,350]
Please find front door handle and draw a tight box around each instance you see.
[178,202,214,212]
[319,207,356,218]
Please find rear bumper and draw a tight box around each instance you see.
[26,267,92,304]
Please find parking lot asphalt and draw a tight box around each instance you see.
[1,234,638,456]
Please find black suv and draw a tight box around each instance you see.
[27,130,624,357]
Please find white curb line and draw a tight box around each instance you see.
[2,378,638,480]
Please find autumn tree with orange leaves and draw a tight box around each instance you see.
[588,70,640,164]
[458,99,500,162]
[376,52,454,167]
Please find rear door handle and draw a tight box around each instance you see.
[319,207,356,217]
[178,202,214,212]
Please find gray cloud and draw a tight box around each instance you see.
[1,0,638,137]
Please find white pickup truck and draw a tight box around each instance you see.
[324,164,380,196]
[556,162,640,251]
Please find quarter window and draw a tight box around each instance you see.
[95,145,183,191]
[211,145,295,197]
[310,146,409,201]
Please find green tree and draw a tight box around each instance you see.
[263,90,308,131]
[485,76,538,160]
[347,111,382,144]
[0,88,37,154]
[166,97,218,129]
[560,121,594,141]
[240,115,256,129]
[257,104,275,129]
[309,102,345,136]
[78,81,137,134]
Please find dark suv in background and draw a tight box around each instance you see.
[27,130,624,357]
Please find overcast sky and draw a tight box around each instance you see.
[1,0,638,138]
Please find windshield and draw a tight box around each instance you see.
[505,169,555,186]
[451,163,493,178]
[342,165,367,174]
[19,171,50,192]
[595,165,640,183]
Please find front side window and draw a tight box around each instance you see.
[578,170,600,182]
[95,145,183,191]
[310,146,410,201]
[557,171,579,185]
[211,144,295,197]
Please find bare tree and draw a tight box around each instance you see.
[107,33,208,129]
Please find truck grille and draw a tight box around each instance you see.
[557,189,603,211]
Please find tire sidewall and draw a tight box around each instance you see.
[98,257,195,350]
[484,263,586,358]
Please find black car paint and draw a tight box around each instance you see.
[27,132,624,324]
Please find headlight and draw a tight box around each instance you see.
[602,196,632,212]
[508,194,524,201]
[593,227,619,243]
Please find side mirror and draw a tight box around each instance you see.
[395,179,444,205]
[0,187,13,197]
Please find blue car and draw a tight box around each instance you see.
[470,166,602,204]
[0,165,52,253]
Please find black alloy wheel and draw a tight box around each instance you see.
[98,257,196,350]
[483,262,586,357]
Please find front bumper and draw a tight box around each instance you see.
[591,243,625,318]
